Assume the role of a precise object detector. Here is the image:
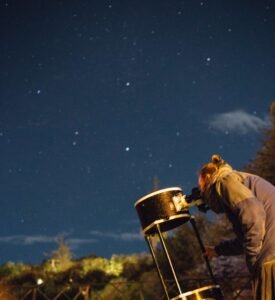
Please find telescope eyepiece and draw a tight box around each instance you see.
[185,187,201,203]
[185,187,209,213]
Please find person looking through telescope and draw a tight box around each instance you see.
[198,155,275,300]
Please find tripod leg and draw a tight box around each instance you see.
[189,217,217,285]
[156,224,182,295]
[145,235,170,300]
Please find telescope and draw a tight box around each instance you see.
[135,187,223,300]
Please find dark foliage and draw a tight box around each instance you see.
[8,269,42,286]
[53,264,83,285]
[121,254,154,281]
[81,269,112,287]
[245,102,275,185]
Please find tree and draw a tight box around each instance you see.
[245,102,275,184]
[48,236,73,271]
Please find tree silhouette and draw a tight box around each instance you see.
[245,102,275,185]
[49,236,73,271]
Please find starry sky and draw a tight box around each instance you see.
[0,0,274,264]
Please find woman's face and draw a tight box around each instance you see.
[198,174,211,192]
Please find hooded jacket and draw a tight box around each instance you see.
[202,164,275,274]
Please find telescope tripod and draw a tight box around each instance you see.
[144,216,223,300]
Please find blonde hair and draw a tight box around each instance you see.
[199,154,225,179]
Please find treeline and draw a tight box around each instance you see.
[0,248,157,299]
[0,216,246,299]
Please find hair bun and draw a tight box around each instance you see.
[211,154,225,165]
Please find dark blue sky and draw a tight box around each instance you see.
[0,0,274,264]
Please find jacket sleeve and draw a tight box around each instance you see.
[215,174,266,271]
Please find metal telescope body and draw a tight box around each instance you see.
[135,187,223,300]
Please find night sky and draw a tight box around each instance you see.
[0,1,274,264]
